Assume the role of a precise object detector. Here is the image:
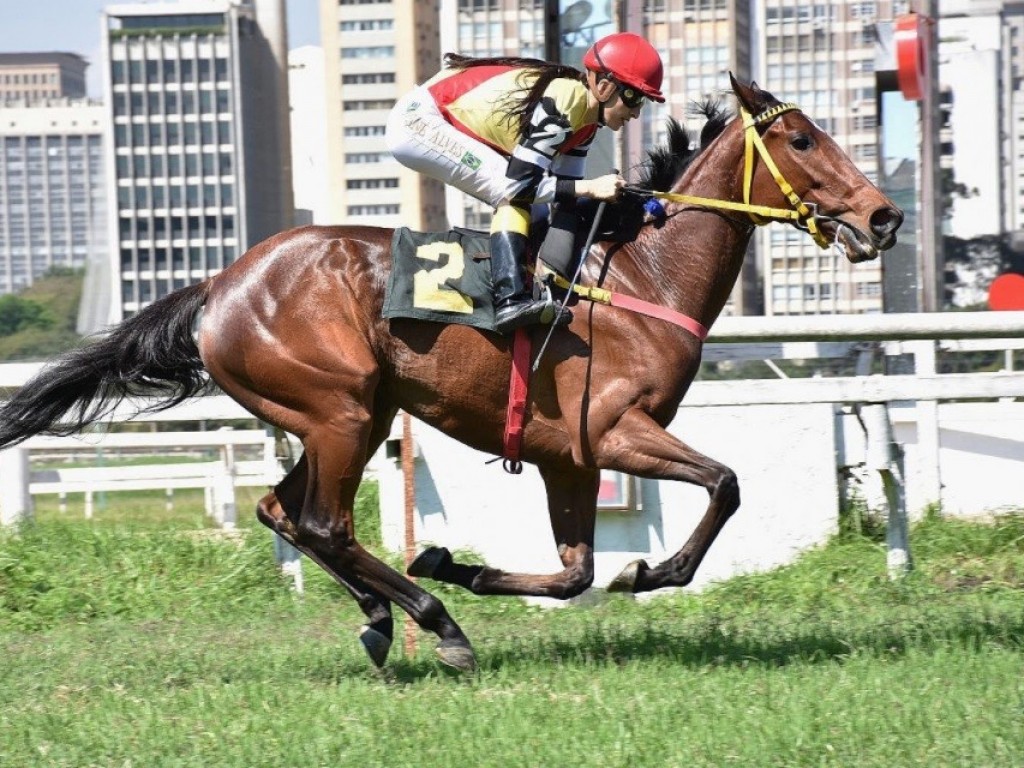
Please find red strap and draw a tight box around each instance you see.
[609,293,709,341]
[502,327,531,473]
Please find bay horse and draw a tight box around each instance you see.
[0,78,902,671]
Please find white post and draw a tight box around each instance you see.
[212,461,237,530]
[268,427,303,593]
[84,489,94,520]
[0,447,32,526]
[909,340,942,513]
[862,402,913,579]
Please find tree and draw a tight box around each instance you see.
[0,295,53,336]
[943,233,1024,309]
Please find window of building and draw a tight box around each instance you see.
[342,99,395,111]
[347,204,399,215]
[341,46,395,59]
[343,125,386,137]
[346,177,398,189]
[344,152,388,163]
[340,19,394,31]
[341,72,395,85]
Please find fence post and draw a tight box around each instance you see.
[0,447,32,526]
[269,426,303,593]
[862,402,913,579]
[212,460,237,530]
[909,340,941,511]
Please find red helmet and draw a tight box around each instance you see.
[583,32,665,103]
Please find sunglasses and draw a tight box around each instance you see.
[616,83,645,109]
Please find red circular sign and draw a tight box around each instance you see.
[895,13,928,101]
[988,273,1024,311]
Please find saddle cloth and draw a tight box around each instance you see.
[383,227,497,331]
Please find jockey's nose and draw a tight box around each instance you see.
[870,207,903,240]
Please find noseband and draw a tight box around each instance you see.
[639,102,831,249]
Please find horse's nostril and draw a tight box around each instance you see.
[870,207,904,236]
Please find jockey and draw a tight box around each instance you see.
[385,32,665,334]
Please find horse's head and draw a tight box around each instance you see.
[729,75,903,263]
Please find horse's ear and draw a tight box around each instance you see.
[729,72,770,115]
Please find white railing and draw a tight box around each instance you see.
[3,311,1024,583]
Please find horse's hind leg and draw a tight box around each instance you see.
[296,415,476,670]
[256,454,394,667]
[409,466,599,599]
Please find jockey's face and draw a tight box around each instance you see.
[603,86,644,130]
[589,72,644,131]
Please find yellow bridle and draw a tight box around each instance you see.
[642,102,830,249]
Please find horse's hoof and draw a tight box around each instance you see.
[407,546,451,579]
[607,559,648,593]
[358,625,392,668]
[436,640,477,672]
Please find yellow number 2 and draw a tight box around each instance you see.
[412,241,473,314]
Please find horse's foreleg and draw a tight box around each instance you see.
[408,466,598,600]
[597,408,739,593]
[255,454,394,667]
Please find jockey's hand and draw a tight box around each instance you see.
[578,173,625,202]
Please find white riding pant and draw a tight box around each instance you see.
[385,86,520,210]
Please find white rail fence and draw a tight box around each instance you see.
[1,429,280,528]
[2,311,1024,586]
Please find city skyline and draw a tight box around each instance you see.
[0,0,319,97]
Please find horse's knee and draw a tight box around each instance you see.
[296,514,355,554]
[711,467,740,514]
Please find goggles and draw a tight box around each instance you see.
[592,45,647,110]
[615,82,645,109]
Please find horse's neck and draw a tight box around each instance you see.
[631,122,754,327]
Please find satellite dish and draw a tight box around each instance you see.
[560,0,594,46]
[561,0,593,33]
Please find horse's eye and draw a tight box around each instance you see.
[791,134,813,151]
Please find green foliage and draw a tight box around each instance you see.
[0,268,84,361]
[0,294,53,335]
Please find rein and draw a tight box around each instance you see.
[632,102,830,249]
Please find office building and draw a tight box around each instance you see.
[0,52,88,104]
[322,0,445,230]
[757,0,894,315]
[0,101,107,298]
[102,0,292,319]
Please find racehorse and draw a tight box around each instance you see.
[0,78,902,671]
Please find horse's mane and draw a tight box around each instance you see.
[637,99,730,191]
[599,98,731,239]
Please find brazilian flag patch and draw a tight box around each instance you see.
[461,151,481,170]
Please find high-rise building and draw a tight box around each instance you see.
[0,53,88,104]
[629,0,758,313]
[322,0,444,230]
[758,0,893,315]
[0,101,108,298]
[102,0,292,320]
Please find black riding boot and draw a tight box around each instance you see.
[489,230,571,335]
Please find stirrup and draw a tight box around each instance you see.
[493,298,571,334]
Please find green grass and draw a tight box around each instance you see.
[1,495,1023,767]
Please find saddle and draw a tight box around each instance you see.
[382,200,644,332]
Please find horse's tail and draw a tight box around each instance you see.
[0,281,212,449]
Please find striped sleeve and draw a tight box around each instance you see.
[502,96,575,206]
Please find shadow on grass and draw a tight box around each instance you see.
[361,602,1024,683]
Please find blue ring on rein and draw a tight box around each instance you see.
[644,197,667,221]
